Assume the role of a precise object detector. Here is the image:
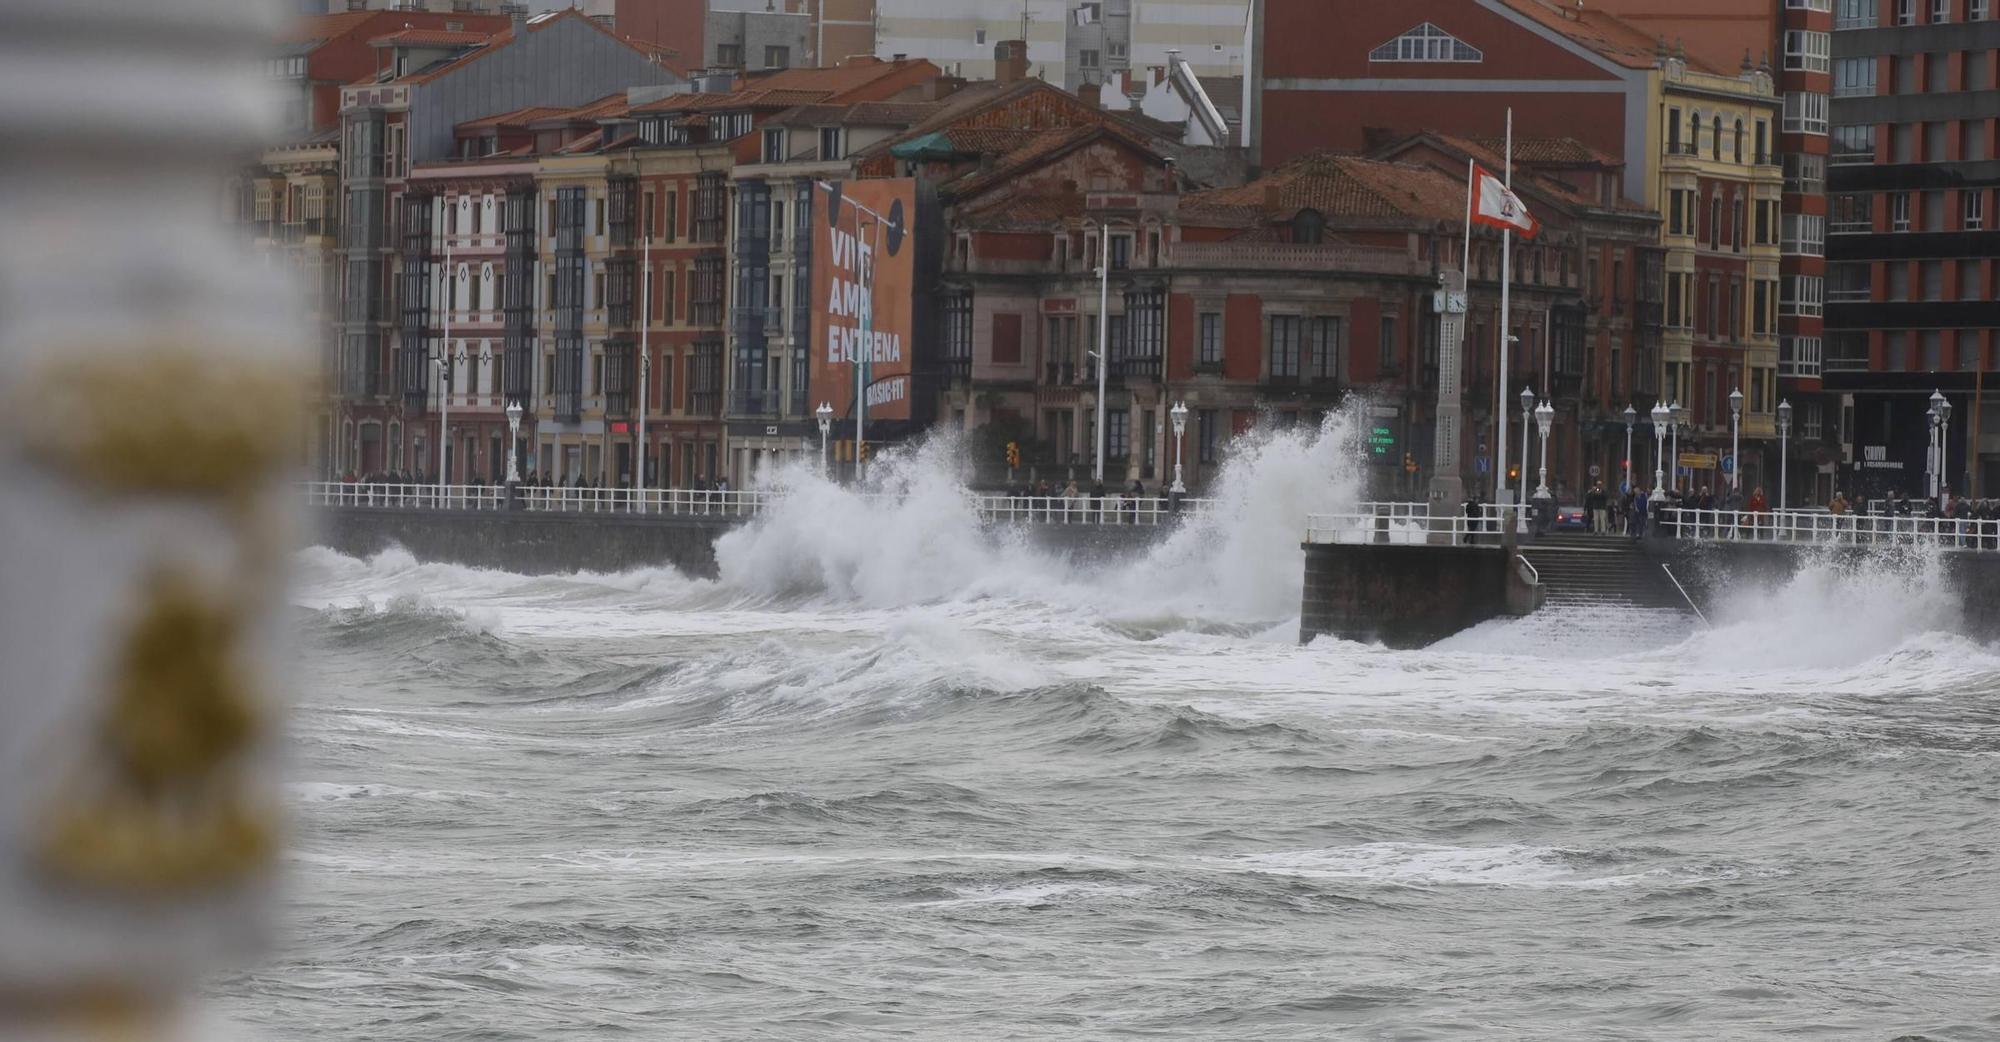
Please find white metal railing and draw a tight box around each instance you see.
[303,482,1207,527]
[1663,507,2000,551]
[978,494,1182,526]
[1305,501,1523,547]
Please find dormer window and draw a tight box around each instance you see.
[1369,23,1482,63]
[763,127,785,163]
[820,126,843,161]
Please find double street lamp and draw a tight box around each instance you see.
[1533,397,1554,501]
[814,401,833,477]
[1518,384,1535,509]
[1728,386,1744,495]
[1927,388,1953,499]
[1168,400,1188,496]
[1650,400,1670,500]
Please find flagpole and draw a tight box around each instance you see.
[1497,108,1513,509]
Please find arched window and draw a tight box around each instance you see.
[1712,116,1724,160]
[1709,195,1722,249]
[1291,208,1326,244]
[1689,111,1701,155]
[1734,119,1746,163]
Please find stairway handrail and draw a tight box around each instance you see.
[1659,563,1710,628]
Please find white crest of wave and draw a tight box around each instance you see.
[711,407,1369,622]
[1688,542,1969,671]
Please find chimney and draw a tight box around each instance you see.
[994,39,1029,84]
[1152,65,1166,87]
[1079,80,1101,109]
[510,8,526,34]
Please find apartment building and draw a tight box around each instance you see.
[1826,0,1999,496]
[332,10,678,479]
[875,0,1245,91]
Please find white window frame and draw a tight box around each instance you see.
[1368,23,1484,63]
[1783,91,1828,135]
[1892,192,1912,231]
[1975,0,1990,19]
[1781,213,1827,255]
[1934,0,1952,20]
[1836,0,1878,27]
[1781,275,1825,317]
[1787,0,1832,9]
[1784,30,1830,73]
[1966,191,1986,229]
[1898,0,1917,24]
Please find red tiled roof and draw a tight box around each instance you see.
[947,122,1161,201]
[747,57,941,101]
[1495,0,1689,72]
[369,28,492,48]
[1182,152,1467,225]
[282,11,373,45]
[1462,135,1619,166]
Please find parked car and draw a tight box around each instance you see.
[1550,503,1590,531]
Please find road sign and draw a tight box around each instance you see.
[1476,455,1491,475]
[1367,424,1396,459]
[1680,452,1717,470]
[1588,464,1601,478]
[1721,454,1735,475]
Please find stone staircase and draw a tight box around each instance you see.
[1518,533,1694,611]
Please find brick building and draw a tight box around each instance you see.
[1826,0,2000,497]
[1245,0,1799,495]
[332,10,679,479]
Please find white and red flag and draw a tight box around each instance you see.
[1470,163,1539,239]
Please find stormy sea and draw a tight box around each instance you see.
[215,419,2000,1040]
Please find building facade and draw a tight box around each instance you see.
[1827,0,1998,498]
[875,0,1245,92]
[331,11,679,479]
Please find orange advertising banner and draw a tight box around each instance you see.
[810,178,917,423]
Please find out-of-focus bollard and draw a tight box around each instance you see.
[0,1,296,1038]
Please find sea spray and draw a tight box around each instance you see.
[710,407,1372,622]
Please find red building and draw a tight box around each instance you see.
[1248,0,1667,204]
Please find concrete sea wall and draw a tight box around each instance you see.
[1299,543,1514,649]
[310,507,1169,578]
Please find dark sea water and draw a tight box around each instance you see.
[214,433,2000,1040]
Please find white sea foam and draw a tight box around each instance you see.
[1213,843,1659,889]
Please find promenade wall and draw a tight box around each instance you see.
[311,507,1167,578]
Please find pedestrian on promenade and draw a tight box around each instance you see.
[1585,483,1608,534]
[1128,479,1144,522]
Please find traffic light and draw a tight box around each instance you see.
[1507,464,1520,482]
[1005,441,1021,469]
[1403,452,1417,475]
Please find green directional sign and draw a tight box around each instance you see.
[1367,424,1396,459]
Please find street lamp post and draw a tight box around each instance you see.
[1533,398,1554,501]
[1941,393,1953,499]
[1728,386,1744,496]
[1776,398,1791,511]
[504,400,522,485]
[1518,384,1535,510]
[1623,404,1636,493]
[1931,389,1953,500]
[1669,399,1683,495]
[1651,400,1670,500]
[815,401,833,477]
[1169,400,1188,499]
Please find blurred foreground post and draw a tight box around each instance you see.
[0,0,297,1037]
